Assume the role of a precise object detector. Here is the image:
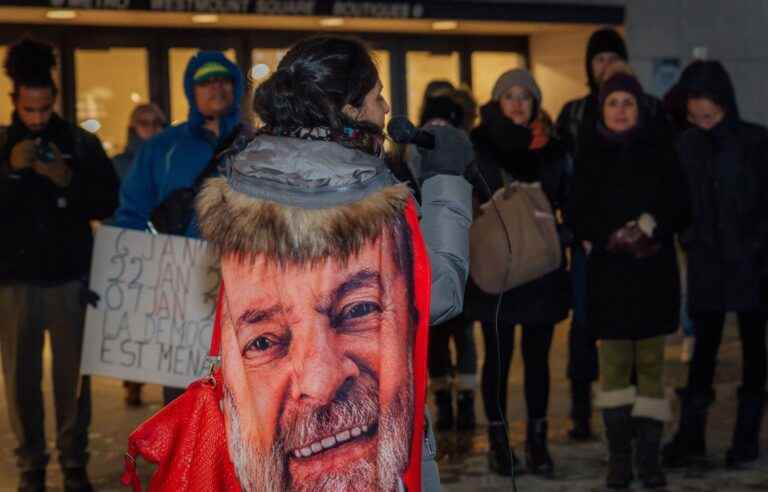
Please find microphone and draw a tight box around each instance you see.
[386,116,436,149]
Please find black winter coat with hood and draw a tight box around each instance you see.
[464,108,572,327]
[572,118,691,341]
[677,61,768,313]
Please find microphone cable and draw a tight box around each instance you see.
[471,163,518,492]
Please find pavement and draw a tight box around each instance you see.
[1,315,766,491]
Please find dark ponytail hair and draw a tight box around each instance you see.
[4,38,58,98]
[253,36,381,136]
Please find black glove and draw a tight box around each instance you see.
[418,124,474,183]
[79,283,101,308]
[479,102,532,156]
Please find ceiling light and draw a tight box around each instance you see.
[432,20,459,31]
[81,119,101,133]
[130,92,142,103]
[46,10,77,20]
[250,64,270,80]
[319,18,345,27]
[192,14,219,24]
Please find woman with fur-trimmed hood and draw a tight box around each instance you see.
[122,36,474,492]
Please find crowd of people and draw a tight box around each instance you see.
[0,25,766,492]
[419,27,768,491]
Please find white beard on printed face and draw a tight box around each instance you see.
[223,377,412,492]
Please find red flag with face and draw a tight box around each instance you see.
[123,179,431,492]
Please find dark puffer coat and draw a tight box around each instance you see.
[464,122,572,327]
[677,61,768,313]
[572,123,691,340]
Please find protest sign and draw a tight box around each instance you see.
[81,226,220,388]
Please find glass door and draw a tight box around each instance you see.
[405,51,460,124]
[75,47,149,156]
[471,51,526,107]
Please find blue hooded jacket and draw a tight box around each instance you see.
[114,51,244,237]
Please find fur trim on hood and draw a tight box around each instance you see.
[197,177,410,264]
[196,133,410,264]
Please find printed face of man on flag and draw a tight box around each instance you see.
[219,226,415,492]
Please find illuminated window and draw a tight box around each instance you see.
[406,51,460,124]
[471,51,526,106]
[0,47,12,127]
[75,47,149,156]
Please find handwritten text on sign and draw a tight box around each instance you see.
[81,226,220,388]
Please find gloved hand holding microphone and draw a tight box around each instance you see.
[387,114,475,183]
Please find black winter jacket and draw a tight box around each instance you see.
[679,120,768,313]
[675,60,768,313]
[572,124,691,340]
[0,113,119,284]
[464,123,572,326]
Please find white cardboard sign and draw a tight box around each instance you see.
[81,226,220,388]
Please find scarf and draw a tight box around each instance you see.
[259,125,385,158]
[529,119,550,150]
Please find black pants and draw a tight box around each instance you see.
[428,315,477,381]
[481,322,554,422]
[687,310,767,395]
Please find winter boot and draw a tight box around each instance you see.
[603,406,634,489]
[662,390,713,468]
[456,390,477,431]
[725,389,766,468]
[525,419,554,477]
[633,417,667,488]
[569,380,594,440]
[18,470,45,492]
[434,389,454,431]
[487,422,521,477]
[63,467,93,492]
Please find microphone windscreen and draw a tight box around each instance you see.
[387,116,416,144]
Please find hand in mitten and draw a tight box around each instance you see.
[623,223,661,258]
[606,225,635,254]
[418,124,474,182]
[607,222,660,258]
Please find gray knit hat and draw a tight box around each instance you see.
[491,68,542,106]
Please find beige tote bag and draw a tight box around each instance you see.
[469,179,562,294]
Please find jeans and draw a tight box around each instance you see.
[0,282,91,472]
[481,322,555,421]
[687,311,767,395]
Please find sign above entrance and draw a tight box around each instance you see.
[9,0,624,24]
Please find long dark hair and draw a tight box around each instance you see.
[4,38,58,99]
[253,36,381,136]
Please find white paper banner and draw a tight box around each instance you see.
[81,226,220,388]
